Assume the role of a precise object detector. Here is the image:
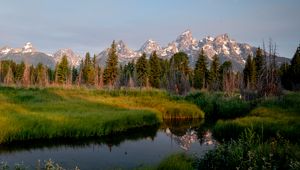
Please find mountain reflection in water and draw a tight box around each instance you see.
[0,119,216,170]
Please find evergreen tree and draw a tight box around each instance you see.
[219,61,235,94]
[243,55,256,89]
[72,66,78,84]
[82,52,95,85]
[254,47,264,80]
[149,51,161,88]
[289,45,300,90]
[279,62,291,90]
[93,55,99,87]
[168,52,190,95]
[30,65,36,85]
[103,41,119,87]
[4,65,14,85]
[136,53,148,87]
[22,64,30,87]
[209,54,221,91]
[194,49,208,89]
[160,59,170,89]
[15,62,25,84]
[56,55,70,84]
[36,63,48,86]
[119,61,135,87]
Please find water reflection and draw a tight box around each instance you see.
[162,119,216,151]
[0,119,216,170]
[0,125,159,154]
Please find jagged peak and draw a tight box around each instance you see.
[181,29,192,36]
[116,40,126,47]
[215,33,230,40]
[140,39,160,47]
[22,42,36,53]
[0,46,13,55]
[176,30,193,41]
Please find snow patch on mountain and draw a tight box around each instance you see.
[53,49,81,66]
[22,42,36,53]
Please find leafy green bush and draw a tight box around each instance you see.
[198,128,300,170]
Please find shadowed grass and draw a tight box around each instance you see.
[213,92,300,142]
[0,86,203,144]
[185,92,252,120]
[156,153,195,170]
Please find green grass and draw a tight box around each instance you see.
[0,86,204,144]
[212,92,300,142]
[156,153,195,170]
[185,91,252,120]
[198,128,300,170]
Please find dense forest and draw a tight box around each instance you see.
[0,41,299,97]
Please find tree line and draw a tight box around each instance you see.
[0,41,299,96]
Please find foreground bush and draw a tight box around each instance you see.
[198,128,300,170]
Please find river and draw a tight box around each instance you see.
[0,119,216,170]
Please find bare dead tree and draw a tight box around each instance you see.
[258,39,281,97]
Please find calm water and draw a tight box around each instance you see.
[0,119,216,170]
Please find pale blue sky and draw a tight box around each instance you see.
[0,0,299,58]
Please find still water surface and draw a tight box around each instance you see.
[0,119,216,170]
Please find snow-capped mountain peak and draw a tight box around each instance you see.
[139,39,162,56]
[0,46,13,55]
[22,42,36,53]
[176,30,198,51]
[53,48,81,66]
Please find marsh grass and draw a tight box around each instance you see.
[156,153,195,170]
[0,87,203,144]
[213,92,300,142]
[198,128,300,170]
[185,91,252,120]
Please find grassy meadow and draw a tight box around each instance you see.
[0,86,204,144]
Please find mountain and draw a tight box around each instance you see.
[53,49,81,67]
[96,30,289,71]
[0,30,289,71]
[0,42,56,68]
[97,40,140,66]
[138,39,162,58]
[0,43,81,68]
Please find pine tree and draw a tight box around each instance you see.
[219,61,235,94]
[194,49,208,89]
[243,55,256,89]
[209,54,220,91]
[72,66,78,84]
[149,51,161,88]
[82,52,95,85]
[93,55,99,87]
[15,62,25,85]
[103,41,119,87]
[279,62,291,90]
[289,45,300,90]
[4,66,14,85]
[254,47,264,80]
[30,65,36,85]
[160,59,170,89]
[36,63,48,86]
[136,53,148,87]
[0,62,1,83]
[168,52,190,95]
[56,55,70,84]
[22,64,30,87]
